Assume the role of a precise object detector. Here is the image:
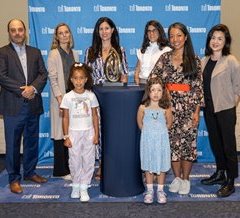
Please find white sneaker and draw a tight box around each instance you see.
[157,191,167,204]
[143,190,154,204]
[62,174,72,181]
[178,179,190,195]
[169,177,182,193]
[80,189,90,202]
[71,185,80,198]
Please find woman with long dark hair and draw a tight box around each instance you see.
[85,17,128,84]
[149,22,203,195]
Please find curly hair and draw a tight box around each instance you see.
[142,77,171,109]
[68,62,93,91]
[141,20,169,54]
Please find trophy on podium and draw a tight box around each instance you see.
[104,47,122,83]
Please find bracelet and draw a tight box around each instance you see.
[63,134,69,140]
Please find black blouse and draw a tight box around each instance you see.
[203,58,217,112]
[58,46,75,92]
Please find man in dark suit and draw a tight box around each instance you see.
[0,19,48,194]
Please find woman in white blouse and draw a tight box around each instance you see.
[134,20,171,85]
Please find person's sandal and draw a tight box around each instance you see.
[157,191,167,204]
[144,190,154,204]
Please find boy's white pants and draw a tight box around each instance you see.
[68,128,95,186]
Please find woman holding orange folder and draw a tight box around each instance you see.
[149,22,203,195]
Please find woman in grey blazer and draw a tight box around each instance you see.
[200,24,240,197]
[48,23,79,179]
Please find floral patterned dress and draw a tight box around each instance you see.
[150,51,203,161]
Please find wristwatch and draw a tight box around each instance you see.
[63,135,69,140]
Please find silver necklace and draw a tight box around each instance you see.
[151,112,159,120]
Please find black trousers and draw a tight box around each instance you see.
[53,139,70,177]
[204,107,238,179]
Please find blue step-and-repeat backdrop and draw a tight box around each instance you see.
[28,0,221,164]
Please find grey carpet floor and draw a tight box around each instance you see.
[1,202,240,218]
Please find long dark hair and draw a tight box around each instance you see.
[68,62,93,91]
[141,20,169,53]
[168,22,198,80]
[205,24,231,56]
[142,77,171,109]
[87,17,122,63]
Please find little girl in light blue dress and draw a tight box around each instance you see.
[137,77,172,204]
[140,108,171,173]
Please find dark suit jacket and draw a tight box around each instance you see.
[0,43,48,116]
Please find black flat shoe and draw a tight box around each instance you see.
[201,170,226,185]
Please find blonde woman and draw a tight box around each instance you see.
[48,23,79,179]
